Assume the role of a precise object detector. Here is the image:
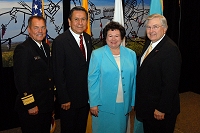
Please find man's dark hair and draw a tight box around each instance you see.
[28,16,46,27]
[68,6,88,20]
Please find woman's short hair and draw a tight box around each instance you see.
[103,21,126,40]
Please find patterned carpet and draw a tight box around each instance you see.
[1,91,200,133]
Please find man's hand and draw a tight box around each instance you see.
[154,109,165,120]
[28,106,39,115]
[61,102,71,110]
[90,106,98,117]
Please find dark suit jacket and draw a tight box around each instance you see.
[13,37,54,113]
[135,35,182,120]
[52,30,92,108]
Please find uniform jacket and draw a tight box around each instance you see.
[52,30,92,108]
[135,35,182,119]
[13,37,54,113]
[88,45,137,115]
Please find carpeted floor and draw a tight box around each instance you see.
[174,91,200,133]
[130,91,200,133]
[0,91,200,133]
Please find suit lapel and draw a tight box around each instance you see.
[119,46,125,70]
[138,36,167,72]
[29,37,48,63]
[83,32,92,61]
[67,30,87,61]
[104,45,118,69]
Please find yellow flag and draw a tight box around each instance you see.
[41,0,45,17]
[82,1,92,132]
[82,0,91,35]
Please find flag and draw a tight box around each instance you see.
[32,0,43,16]
[81,1,92,132]
[149,0,163,15]
[133,116,144,133]
[113,0,125,46]
[82,0,91,36]
[32,0,50,45]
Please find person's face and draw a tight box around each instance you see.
[146,18,167,43]
[68,10,87,34]
[28,18,46,44]
[106,29,122,49]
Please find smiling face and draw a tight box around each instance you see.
[106,29,122,49]
[146,17,167,43]
[68,10,88,34]
[28,18,46,44]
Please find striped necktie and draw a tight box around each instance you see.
[143,43,152,59]
[40,45,47,57]
[141,43,152,64]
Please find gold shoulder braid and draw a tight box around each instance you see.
[21,94,35,105]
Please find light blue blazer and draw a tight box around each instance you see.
[88,45,137,115]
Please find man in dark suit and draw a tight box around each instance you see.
[52,6,92,133]
[135,14,182,133]
[13,16,54,133]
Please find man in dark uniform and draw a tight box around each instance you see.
[13,16,54,133]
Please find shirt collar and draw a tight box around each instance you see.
[69,27,83,38]
[151,34,165,48]
[31,38,43,48]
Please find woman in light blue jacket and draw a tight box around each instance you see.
[88,21,137,133]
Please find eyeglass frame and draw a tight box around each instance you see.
[145,25,163,30]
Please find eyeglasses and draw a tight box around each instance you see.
[146,25,163,30]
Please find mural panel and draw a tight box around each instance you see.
[1,0,150,67]
[71,0,150,54]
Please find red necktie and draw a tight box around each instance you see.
[79,35,86,58]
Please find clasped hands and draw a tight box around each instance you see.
[154,109,165,120]
[28,106,38,115]
[61,102,71,110]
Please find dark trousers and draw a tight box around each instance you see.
[60,103,90,133]
[18,111,52,133]
[143,113,178,133]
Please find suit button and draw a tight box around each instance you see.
[49,78,51,81]
[54,86,56,90]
